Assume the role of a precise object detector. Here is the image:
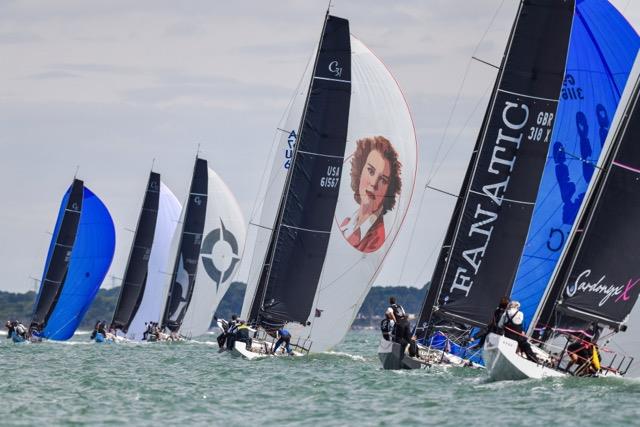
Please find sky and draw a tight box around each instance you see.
[1,0,640,294]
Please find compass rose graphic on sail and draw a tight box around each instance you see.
[200,219,240,291]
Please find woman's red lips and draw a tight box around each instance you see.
[365,190,375,199]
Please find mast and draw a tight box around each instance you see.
[30,179,84,332]
[427,0,575,328]
[249,12,351,327]
[111,171,161,332]
[161,157,208,332]
[532,59,640,333]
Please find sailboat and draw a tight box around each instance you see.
[159,157,245,340]
[109,171,182,341]
[30,178,116,341]
[237,11,417,358]
[485,49,640,381]
[387,0,575,369]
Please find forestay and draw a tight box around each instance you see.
[510,0,639,331]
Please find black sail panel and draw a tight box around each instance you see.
[111,172,161,331]
[162,158,208,332]
[554,73,640,328]
[435,0,574,327]
[259,15,351,326]
[30,178,84,331]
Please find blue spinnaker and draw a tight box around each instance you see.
[510,0,639,329]
[44,187,115,340]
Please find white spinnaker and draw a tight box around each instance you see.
[180,168,246,338]
[240,49,316,320]
[127,182,182,340]
[286,36,417,351]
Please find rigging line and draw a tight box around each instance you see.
[398,185,428,285]
[425,0,506,185]
[471,56,500,70]
[425,185,460,199]
[428,79,493,181]
[247,47,317,224]
[557,146,604,171]
[412,227,449,286]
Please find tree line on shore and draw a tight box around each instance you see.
[0,282,428,330]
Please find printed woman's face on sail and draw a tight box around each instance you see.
[338,136,402,253]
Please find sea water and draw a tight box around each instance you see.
[2,330,639,426]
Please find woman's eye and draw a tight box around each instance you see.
[367,166,375,176]
[380,177,389,186]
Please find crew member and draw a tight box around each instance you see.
[499,301,539,363]
[5,320,14,339]
[218,314,238,349]
[566,322,601,375]
[489,296,510,334]
[387,297,415,357]
[380,311,395,341]
[272,328,292,354]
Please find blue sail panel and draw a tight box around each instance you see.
[510,0,639,327]
[44,187,116,340]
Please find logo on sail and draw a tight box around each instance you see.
[328,60,343,78]
[200,219,240,291]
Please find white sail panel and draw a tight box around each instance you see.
[240,51,316,319]
[126,182,182,340]
[180,168,246,338]
[287,36,418,351]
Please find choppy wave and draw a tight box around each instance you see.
[1,330,639,426]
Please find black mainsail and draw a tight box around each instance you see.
[249,14,351,327]
[30,178,84,332]
[420,0,575,329]
[534,61,640,331]
[162,158,208,332]
[111,172,161,332]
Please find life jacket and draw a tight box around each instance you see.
[390,304,407,320]
[503,310,524,335]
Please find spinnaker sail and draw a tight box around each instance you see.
[30,179,84,334]
[162,158,208,333]
[243,13,417,352]
[111,172,182,340]
[161,158,245,337]
[534,52,640,331]
[43,185,116,340]
[179,168,246,338]
[510,0,639,331]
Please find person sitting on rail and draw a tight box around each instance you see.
[498,301,539,363]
